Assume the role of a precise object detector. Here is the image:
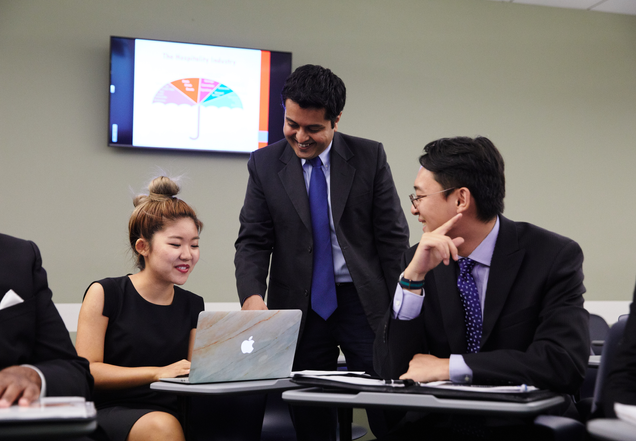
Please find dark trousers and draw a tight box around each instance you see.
[290,283,389,441]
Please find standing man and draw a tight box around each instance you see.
[235,64,409,439]
[374,136,589,439]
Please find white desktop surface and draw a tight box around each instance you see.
[587,418,636,441]
[0,397,97,440]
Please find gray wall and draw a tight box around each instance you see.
[1,0,635,304]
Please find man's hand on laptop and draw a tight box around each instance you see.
[156,359,191,380]
[0,365,42,408]
[242,295,268,310]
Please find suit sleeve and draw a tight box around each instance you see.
[374,248,424,380]
[27,241,94,399]
[370,144,410,298]
[463,240,589,394]
[234,152,275,304]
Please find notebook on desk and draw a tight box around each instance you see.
[291,373,558,403]
[161,309,302,384]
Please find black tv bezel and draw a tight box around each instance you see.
[108,36,292,153]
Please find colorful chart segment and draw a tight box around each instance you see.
[153,78,243,109]
[152,78,243,140]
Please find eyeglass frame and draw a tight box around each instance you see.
[408,188,457,208]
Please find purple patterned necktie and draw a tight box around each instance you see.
[457,258,482,353]
[308,157,337,320]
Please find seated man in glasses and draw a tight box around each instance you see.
[374,136,589,439]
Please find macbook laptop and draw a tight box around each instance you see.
[161,309,302,384]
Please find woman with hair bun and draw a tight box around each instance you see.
[76,176,204,441]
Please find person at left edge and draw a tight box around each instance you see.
[76,177,204,441]
[0,233,93,409]
[235,64,410,440]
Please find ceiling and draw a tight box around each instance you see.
[487,0,636,16]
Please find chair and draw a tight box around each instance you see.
[260,354,368,441]
[585,315,631,439]
[260,391,369,441]
[580,315,611,400]
[590,314,610,356]
[591,315,629,414]
[532,315,629,440]
[260,391,297,441]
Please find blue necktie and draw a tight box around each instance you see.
[457,258,482,353]
[308,157,337,320]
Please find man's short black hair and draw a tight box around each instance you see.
[420,136,505,222]
[281,64,346,128]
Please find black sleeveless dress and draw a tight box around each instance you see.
[86,276,204,441]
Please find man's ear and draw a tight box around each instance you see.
[333,112,342,131]
[135,238,149,256]
[455,188,471,213]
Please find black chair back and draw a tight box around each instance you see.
[591,315,629,414]
[589,314,610,355]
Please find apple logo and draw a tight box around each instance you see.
[241,336,255,354]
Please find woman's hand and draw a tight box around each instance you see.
[155,359,191,381]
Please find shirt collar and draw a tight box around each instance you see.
[301,142,332,169]
[468,215,500,267]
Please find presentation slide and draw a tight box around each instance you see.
[132,39,264,152]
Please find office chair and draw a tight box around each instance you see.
[585,315,631,440]
[590,314,610,356]
[591,315,629,415]
[532,315,628,441]
[260,353,368,441]
[579,314,611,400]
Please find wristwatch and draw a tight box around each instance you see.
[398,272,424,290]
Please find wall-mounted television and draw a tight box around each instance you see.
[108,36,292,153]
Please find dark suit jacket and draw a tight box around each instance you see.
[374,216,589,394]
[600,287,636,418]
[0,233,93,398]
[234,132,409,335]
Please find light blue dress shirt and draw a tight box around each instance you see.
[301,143,353,283]
[392,216,500,383]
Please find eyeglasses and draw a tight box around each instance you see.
[409,188,456,207]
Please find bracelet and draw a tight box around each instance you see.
[399,273,424,290]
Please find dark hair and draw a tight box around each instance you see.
[419,137,505,222]
[129,176,203,270]
[281,64,346,128]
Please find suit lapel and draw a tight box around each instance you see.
[329,133,355,227]
[278,144,312,233]
[434,262,467,353]
[481,216,525,346]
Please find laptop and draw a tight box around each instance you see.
[161,309,302,384]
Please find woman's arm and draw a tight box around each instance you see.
[75,283,190,390]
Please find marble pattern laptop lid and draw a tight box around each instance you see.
[188,310,302,383]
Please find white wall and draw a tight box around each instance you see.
[1,0,635,306]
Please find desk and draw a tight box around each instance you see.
[283,388,565,441]
[587,418,636,441]
[0,398,96,441]
[151,378,301,441]
[150,378,298,396]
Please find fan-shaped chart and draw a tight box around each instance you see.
[153,78,242,109]
[152,78,243,140]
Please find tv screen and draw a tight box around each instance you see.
[109,36,292,153]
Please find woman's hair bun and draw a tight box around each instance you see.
[133,176,180,207]
[148,176,180,197]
